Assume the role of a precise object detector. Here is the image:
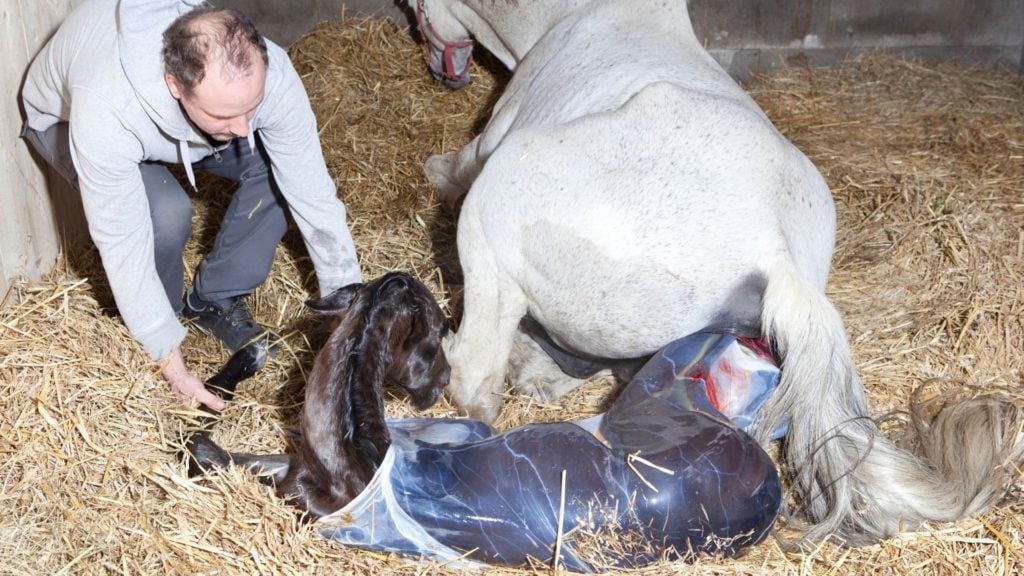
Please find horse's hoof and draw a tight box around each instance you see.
[424,155,464,204]
[465,402,501,425]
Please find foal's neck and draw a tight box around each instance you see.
[300,325,390,481]
[344,341,392,466]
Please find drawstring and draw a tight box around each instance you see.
[180,140,197,190]
[179,120,256,188]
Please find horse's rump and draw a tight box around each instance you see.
[465,82,828,357]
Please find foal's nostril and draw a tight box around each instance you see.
[409,374,447,410]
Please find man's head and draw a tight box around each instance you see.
[163,7,269,142]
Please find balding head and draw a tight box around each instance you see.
[162,6,269,98]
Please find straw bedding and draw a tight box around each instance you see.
[1,15,1022,576]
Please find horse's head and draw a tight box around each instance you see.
[408,0,475,89]
[408,0,594,86]
[307,272,451,410]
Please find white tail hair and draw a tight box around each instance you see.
[755,259,1024,546]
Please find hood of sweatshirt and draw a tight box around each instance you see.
[118,0,204,138]
[117,0,252,186]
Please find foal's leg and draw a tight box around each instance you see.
[186,432,292,486]
[445,217,527,423]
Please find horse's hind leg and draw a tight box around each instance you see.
[445,215,527,423]
[508,330,593,403]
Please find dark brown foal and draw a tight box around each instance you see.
[186,272,450,517]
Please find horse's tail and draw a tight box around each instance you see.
[755,258,1024,546]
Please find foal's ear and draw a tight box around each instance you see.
[373,272,415,299]
[306,282,365,315]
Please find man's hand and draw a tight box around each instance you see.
[160,346,226,411]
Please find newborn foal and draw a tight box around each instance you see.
[186,272,450,517]
[186,276,780,569]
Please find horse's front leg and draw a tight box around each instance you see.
[445,216,527,423]
[424,135,486,208]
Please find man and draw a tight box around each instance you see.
[21,0,361,410]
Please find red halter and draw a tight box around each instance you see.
[415,0,474,86]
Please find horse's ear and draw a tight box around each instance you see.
[306,282,364,315]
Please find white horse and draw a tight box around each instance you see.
[405,0,1024,547]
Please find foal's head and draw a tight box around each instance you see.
[187,272,451,519]
[306,272,451,410]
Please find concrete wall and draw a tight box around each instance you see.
[3,0,1023,300]
[221,0,1024,79]
[214,0,407,46]
[689,0,1024,79]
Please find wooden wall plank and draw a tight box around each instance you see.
[1,0,82,300]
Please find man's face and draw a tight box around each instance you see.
[165,58,266,143]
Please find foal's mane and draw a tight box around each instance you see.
[343,274,420,464]
[310,273,422,472]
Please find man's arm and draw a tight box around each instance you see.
[253,45,362,296]
[68,97,219,410]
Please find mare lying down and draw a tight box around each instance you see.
[186,272,783,571]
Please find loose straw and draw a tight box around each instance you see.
[553,469,567,570]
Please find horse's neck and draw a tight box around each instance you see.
[456,0,593,67]
[457,0,696,69]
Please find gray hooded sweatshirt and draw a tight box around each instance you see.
[22,0,361,362]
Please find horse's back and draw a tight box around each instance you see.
[462,81,834,356]
[487,0,752,138]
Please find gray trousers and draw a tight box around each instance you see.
[22,122,288,313]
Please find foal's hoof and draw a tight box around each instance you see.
[185,432,232,477]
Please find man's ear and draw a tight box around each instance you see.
[165,73,184,100]
[306,283,365,315]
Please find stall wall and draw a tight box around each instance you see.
[690,0,1024,79]
[225,0,1024,78]
[3,0,1023,300]
[1,0,83,300]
